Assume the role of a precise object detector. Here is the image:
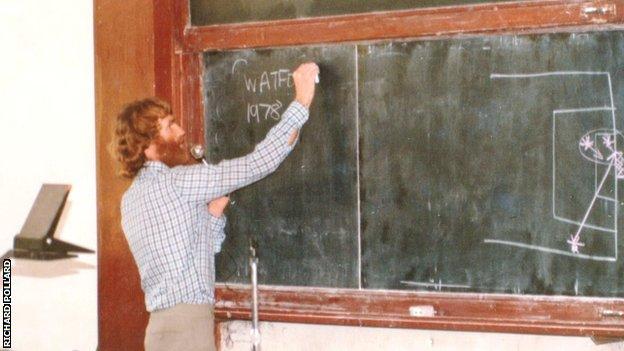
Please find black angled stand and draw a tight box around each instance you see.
[2,184,93,260]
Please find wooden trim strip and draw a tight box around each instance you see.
[182,0,624,52]
[215,285,624,337]
[177,53,205,146]
[173,0,190,52]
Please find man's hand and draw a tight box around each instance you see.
[293,62,319,109]
[208,196,230,217]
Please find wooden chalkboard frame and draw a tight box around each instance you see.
[213,284,624,337]
[153,0,624,337]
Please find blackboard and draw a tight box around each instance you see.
[204,47,360,287]
[190,0,512,26]
[204,30,624,298]
[359,34,624,296]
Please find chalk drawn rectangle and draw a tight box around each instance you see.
[552,109,616,233]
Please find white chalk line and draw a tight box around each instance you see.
[400,281,471,289]
[570,160,614,247]
[554,107,615,114]
[483,239,616,262]
[607,73,619,259]
[597,195,617,202]
[491,71,609,79]
[355,46,362,290]
[552,215,616,233]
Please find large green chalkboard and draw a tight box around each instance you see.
[190,0,512,26]
[359,34,624,296]
[205,30,624,297]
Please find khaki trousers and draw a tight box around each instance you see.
[145,303,215,351]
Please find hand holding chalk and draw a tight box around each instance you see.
[293,62,319,108]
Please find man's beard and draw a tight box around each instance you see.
[153,136,194,168]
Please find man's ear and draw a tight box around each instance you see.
[144,142,158,161]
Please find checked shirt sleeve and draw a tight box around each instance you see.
[172,101,309,203]
[209,214,227,253]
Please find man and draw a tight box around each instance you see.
[111,62,319,350]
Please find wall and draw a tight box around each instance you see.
[0,0,97,350]
[220,321,624,351]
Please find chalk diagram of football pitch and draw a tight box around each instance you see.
[484,71,622,262]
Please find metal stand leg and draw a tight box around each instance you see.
[250,244,260,351]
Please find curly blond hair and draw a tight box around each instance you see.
[110,97,172,178]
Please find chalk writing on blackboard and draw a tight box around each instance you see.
[247,100,283,124]
[486,71,619,261]
[232,58,294,124]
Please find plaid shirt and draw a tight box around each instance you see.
[121,101,308,312]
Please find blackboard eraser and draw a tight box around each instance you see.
[409,305,436,317]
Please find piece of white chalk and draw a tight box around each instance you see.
[315,74,320,84]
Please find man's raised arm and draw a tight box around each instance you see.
[173,62,320,204]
